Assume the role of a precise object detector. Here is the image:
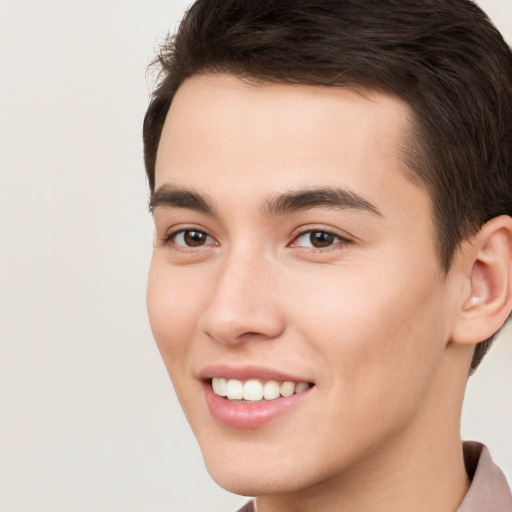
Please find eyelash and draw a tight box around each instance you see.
[290,228,351,251]
[160,229,216,249]
[160,227,351,252]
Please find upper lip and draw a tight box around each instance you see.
[199,364,314,383]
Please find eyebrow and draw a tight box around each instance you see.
[263,187,382,217]
[149,184,382,218]
[149,185,216,215]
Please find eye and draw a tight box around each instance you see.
[167,229,216,248]
[292,230,345,249]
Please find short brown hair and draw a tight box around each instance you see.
[143,0,512,371]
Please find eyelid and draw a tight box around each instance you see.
[159,226,218,248]
[288,226,353,250]
[156,223,352,252]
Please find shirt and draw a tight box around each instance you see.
[236,442,512,512]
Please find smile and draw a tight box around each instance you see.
[211,377,312,402]
[200,366,315,428]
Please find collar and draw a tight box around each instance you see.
[457,441,512,511]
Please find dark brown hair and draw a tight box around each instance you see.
[143,0,512,371]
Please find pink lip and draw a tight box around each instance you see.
[199,364,311,383]
[200,365,314,429]
[203,384,311,428]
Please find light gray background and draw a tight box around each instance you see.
[1,1,511,511]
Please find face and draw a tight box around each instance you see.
[147,75,461,496]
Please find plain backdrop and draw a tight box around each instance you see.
[1,1,511,511]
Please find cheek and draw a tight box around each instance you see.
[287,260,449,415]
[146,258,212,424]
[146,257,201,368]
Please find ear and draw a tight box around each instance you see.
[451,215,512,346]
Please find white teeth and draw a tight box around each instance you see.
[211,377,310,401]
[295,382,309,394]
[263,380,281,400]
[280,381,295,397]
[212,377,227,397]
[243,379,264,400]
[226,379,243,400]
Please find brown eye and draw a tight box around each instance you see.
[173,230,215,247]
[293,230,343,249]
[310,231,336,247]
[184,231,207,246]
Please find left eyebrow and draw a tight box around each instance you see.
[263,187,382,217]
[149,185,216,215]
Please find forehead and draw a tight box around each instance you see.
[155,74,429,224]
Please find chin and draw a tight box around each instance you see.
[207,464,301,497]
[200,442,327,498]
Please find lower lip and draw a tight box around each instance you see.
[204,383,311,429]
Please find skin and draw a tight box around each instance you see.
[147,74,510,512]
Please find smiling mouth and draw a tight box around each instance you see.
[210,377,313,403]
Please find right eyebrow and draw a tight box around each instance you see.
[263,186,382,217]
[149,185,216,215]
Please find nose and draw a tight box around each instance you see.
[198,252,285,345]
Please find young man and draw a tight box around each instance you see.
[144,1,512,511]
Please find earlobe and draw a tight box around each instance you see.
[451,215,512,346]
